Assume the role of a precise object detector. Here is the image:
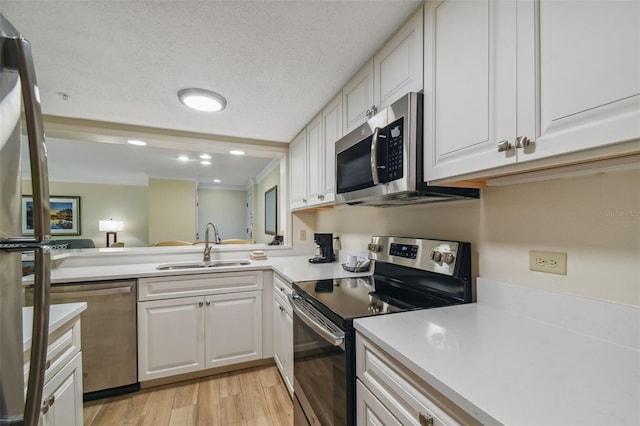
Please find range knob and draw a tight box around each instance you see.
[368,243,382,253]
[443,252,455,264]
[430,251,442,262]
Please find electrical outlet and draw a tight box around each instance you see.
[529,250,567,275]
[300,229,306,241]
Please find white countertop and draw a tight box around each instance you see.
[354,278,640,425]
[23,302,87,352]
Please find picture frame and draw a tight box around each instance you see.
[264,185,277,236]
[22,195,81,236]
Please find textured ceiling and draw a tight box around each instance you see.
[1,0,423,143]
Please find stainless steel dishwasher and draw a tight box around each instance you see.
[25,279,139,400]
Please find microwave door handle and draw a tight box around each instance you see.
[371,127,381,185]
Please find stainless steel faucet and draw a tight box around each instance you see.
[203,222,222,262]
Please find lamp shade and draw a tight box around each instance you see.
[99,220,123,232]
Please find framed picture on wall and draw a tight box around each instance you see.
[264,185,277,235]
[22,195,81,236]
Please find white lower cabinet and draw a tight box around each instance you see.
[356,333,481,426]
[39,352,83,426]
[138,271,263,382]
[24,314,84,426]
[272,274,293,396]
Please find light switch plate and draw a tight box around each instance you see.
[300,229,306,241]
[529,250,567,275]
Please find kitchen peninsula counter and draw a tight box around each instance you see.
[354,278,640,425]
[23,249,371,285]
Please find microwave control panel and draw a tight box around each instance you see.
[386,117,404,182]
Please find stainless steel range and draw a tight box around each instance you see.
[290,236,473,426]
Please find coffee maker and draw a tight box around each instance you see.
[308,233,335,263]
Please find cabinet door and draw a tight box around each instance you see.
[205,290,262,368]
[138,296,205,381]
[424,0,517,181]
[356,380,402,426]
[374,6,424,111]
[40,352,83,426]
[290,129,308,209]
[343,60,374,134]
[306,113,323,204]
[522,0,640,162]
[273,290,286,375]
[283,308,294,396]
[321,93,342,203]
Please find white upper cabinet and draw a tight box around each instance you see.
[525,0,640,161]
[373,6,424,112]
[306,113,323,204]
[321,93,343,203]
[424,0,518,181]
[424,0,640,182]
[344,6,424,134]
[289,129,308,209]
[343,60,375,134]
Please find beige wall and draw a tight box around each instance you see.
[254,165,280,244]
[197,188,247,241]
[23,180,148,247]
[148,179,196,244]
[311,168,640,305]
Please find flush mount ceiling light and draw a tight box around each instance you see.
[127,139,147,146]
[213,179,221,183]
[177,155,190,162]
[229,150,245,156]
[199,154,211,160]
[178,88,227,112]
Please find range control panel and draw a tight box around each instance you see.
[368,236,468,277]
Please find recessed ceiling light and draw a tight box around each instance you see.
[199,154,211,160]
[178,88,227,112]
[178,155,190,162]
[213,179,221,183]
[200,160,211,166]
[230,150,245,156]
[127,139,147,146]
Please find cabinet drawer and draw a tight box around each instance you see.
[24,318,81,387]
[356,334,481,426]
[139,271,263,301]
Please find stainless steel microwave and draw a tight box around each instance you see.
[335,92,479,206]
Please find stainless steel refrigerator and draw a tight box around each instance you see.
[1,14,52,426]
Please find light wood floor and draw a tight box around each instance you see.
[83,366,293,426]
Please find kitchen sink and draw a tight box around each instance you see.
[156,259,251,270]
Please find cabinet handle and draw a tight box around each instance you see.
[419,412,434,426]
[515,136,532,148]
[366,105,378,118]
[198,301,204,307]
[279,287,285,293]
[40,395,55,415]
[497,140,512,152]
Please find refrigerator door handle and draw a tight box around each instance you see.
[9,35,50,244]
[23,248,51,426]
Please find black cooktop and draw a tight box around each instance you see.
[293,236,473,329]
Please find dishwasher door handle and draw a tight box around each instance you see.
[51,286,132,298]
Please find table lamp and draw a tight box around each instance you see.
[99,219,123,247]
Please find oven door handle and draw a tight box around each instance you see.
[288,294,345,347]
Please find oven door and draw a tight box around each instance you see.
[289,294,349,426]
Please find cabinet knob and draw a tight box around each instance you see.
[206,300,211,306]
[279,305,285,312]
[302,198,307,203]
[198,301,204,307]
[497,140,512,152]
[419,412,434,426]
[515,136,532,148]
